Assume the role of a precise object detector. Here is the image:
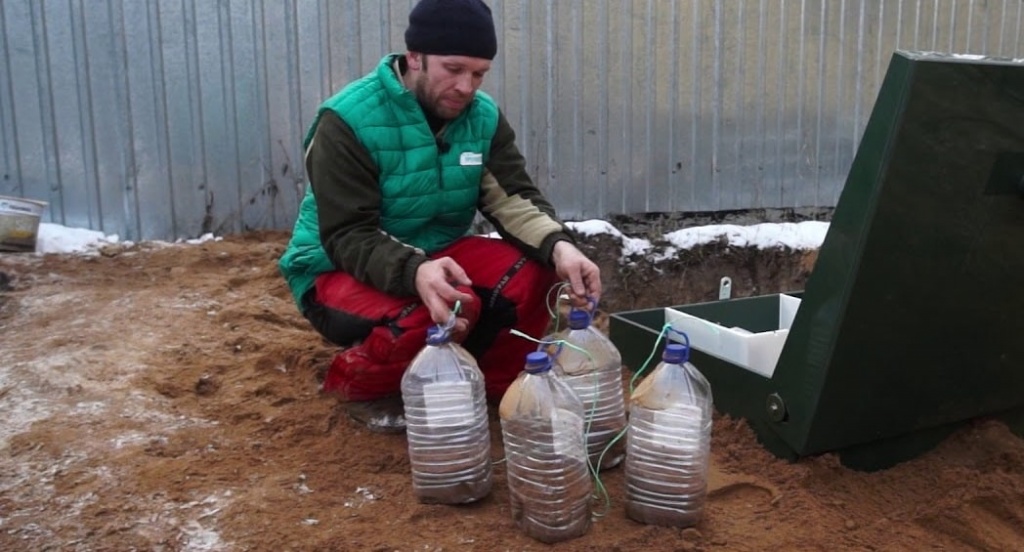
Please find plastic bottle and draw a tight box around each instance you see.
[624,342,713,527]
[400,326,492,504]
[499,351,593,543]
[545,308,627,470]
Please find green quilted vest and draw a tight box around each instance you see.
[278,54,499,309]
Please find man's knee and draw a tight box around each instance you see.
[302,292,376,346]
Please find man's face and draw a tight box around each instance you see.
[408,53,491,120]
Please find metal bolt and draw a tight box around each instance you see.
[766,393,788,423]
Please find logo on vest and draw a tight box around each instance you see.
[459,152,483,166]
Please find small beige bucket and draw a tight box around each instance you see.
[0,195,48,252]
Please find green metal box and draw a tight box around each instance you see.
[610,51,1024,470]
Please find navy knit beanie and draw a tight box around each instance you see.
[404,0,497,60]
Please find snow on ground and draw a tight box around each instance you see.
[35,219,827,257]
[33,223,222,255]
[567,219,828,263]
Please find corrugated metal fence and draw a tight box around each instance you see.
[1,0,1022,240]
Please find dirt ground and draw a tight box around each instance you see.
[2,225,1023,552]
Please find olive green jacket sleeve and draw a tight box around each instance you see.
[305,110,428,297]
[307,109,576,297]
[480,112,576,264]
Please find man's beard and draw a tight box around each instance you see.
[413,74,449,121]
[412,71,471,121]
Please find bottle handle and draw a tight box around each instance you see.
[666,327,691,363]
[568,296,599,326]
[432,300,462,341]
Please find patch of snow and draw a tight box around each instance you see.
[0,352,93,449]
[567,220,652,259]
[170,492,232,551]
[951,53,987,60]
[111,431,153,449]
[566,219,827,261]
[34,223,120,255]
[32,223,222,255]
[181,520,224,551]
[181,233,222,245]
[356,486,377,500]
[344,486,380,508]
[663,221,828,250]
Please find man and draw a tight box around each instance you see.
[279,0,601,432]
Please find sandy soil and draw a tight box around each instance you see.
[1,229,1023,551]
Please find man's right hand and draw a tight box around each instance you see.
[414,257,475,334]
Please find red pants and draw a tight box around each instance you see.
[303,236,558,402]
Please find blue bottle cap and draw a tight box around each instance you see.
[662,343,688,364]
[425,326,448,345]
[524,351,551,374]
[568,309,590,330]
